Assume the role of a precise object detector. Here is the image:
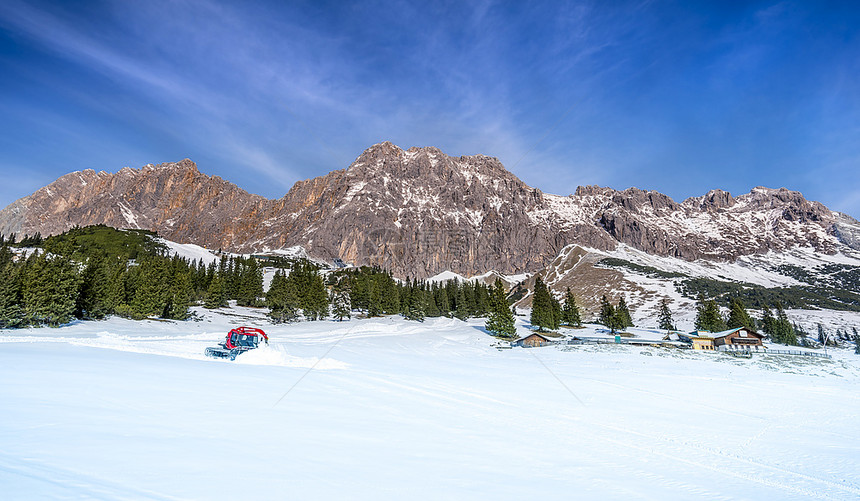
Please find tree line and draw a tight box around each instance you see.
[4,226,857,351]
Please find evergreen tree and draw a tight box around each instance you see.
[203,274,227,309]
[550,295,562,330]
[772,303,797,345]
[616,297,633,328]
[129,258,168,319]
[727,297,754,330]
[760,306,775,338]
[0,244,12,269]
[76,257,112,320]
[445,280,459,313]
[435,287,450,317]
[366,278,382,317]
[22,255,82,326]
[164,269,193,320]
[463,281,478,316]
[530,277,554,332]
[0,263,24,328]
[474,283,490,317]
[236,258,264,307]
[657,298,675,331]
[485,279,516,338]
[402,284,426,322]
[561,288,582,327]
[598,295,615,329]
[106,262,130,315]
[266,270,300,323]
[331,284,351,321]
[454,284,469,320]
[380,275,400,315]
[304,270,330,320]
[694,294,726,332]
[424,284,440,317]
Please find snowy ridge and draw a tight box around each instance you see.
[157,238,220,265]
[427,269,529,287]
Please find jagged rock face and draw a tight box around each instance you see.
[1,143,857,278]
[0,159,267,250]
[245,143,582,276]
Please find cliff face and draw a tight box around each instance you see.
[2,143,858,277]
[0,159,267,250]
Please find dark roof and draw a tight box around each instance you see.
[515,332,552,342]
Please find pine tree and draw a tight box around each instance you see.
[203,274,227,309]
[454,284,469,321]
[303,269,329,320]
[561,288,581,327]
[474,282,490,317]
[550,295,562,330]
[598,295,615,330]
[236,258,264,307]
[402,285,426,322]
[380,275,400,314]
[773,303,796,345]
[530,277,554,332]
[694,294,726,332]
[424,284,440,317]
[616,297,633,328]
[0,263,25,328]
[760,306,775,338]
[129,258,168,319]
[75,257,112,320]
[106,262,130,315]
[485,279,516,338]
[727,297,754,330]
[266,270,300,323]
[0,244,12,269]
[331,285,351,321]
[22,255,82,326]
[657,298,675,331]
[435,287,450,317]
[164,269,193,320]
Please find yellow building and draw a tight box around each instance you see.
[692,336,715,350]
[685,330,716,351]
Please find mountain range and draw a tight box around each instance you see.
[2,142,860,287]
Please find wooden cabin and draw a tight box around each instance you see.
[513,332,553,348]
[712,327,764,350]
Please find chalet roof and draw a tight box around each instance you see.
[515,332,553,343]
[712,327,763,340]
[684,330,714,339]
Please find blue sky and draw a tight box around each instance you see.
[1,0,859,215]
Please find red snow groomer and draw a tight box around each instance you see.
[205,326,268,360]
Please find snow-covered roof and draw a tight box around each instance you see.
[711,327,763,339]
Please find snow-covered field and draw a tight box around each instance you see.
[2,309,860,500]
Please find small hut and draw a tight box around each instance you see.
[512,332,553,348]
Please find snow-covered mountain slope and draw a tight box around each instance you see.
[516,242,860,328]
[3,142,859,278]
[2,309,859,500]
[427,269,529,289]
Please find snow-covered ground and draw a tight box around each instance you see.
[2,309,860,500]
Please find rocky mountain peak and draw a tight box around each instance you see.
[575,185,615,198]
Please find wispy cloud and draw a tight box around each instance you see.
[1,0,859,216]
